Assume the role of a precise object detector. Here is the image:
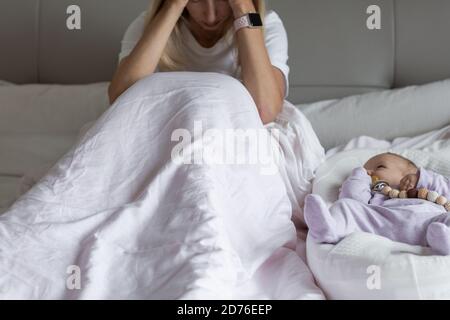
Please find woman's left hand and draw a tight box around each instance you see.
[228,0,256,18]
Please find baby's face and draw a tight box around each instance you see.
[364,153,417,188]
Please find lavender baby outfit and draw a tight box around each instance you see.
[304,167,450,255]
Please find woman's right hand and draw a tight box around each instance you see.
[109,0,190,104]
[169,0,190,10]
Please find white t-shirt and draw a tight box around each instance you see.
[118,10,290,97]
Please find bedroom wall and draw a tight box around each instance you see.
[1,0,450,104]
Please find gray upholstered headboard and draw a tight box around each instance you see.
[1,0,450,104]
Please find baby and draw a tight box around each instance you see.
[304,152,450,255]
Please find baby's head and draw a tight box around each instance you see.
[364,152,418,188]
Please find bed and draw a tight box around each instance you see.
[1,0,450,299]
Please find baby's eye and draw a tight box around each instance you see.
[377,165,386,169]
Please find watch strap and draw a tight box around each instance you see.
[233,13,263,32]
[234,15,250,32]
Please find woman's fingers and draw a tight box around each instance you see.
[172,0,189,8]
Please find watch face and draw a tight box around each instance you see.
[248,13,263,27]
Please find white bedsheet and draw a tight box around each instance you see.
[0,72,324,299]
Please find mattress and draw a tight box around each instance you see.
[0,134,79,215]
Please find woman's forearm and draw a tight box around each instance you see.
[108,1,186,105]
[232,2,284,124]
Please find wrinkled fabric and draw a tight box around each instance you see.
[0,72,324,299]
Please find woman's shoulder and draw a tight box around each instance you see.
[136,10,148,21]
[131,10,148,29]
[127,11,147,32]
[122,11,148,42]
[264,10,284,26]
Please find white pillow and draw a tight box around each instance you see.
[0,80,15,86]
[298,79,450,150]
[0,83,110,176]
[307,232,450,299]
[0,82,109,135]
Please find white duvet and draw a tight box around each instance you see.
[0,72,325,299]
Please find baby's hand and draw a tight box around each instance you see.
[399,173,419,191]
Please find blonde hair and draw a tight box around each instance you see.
[143,0,266,72]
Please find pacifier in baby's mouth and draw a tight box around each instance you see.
[370,175,390,193]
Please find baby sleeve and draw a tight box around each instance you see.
[416,167,450,199]
[338,167,373,204]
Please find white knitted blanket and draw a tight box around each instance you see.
[393,137,450,177]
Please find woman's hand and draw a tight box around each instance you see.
[399,173,419,191]
[228,0,256,18]
[167,0,189,11]
[175,0,189,6]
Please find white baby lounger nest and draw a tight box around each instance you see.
[306,144,450,299]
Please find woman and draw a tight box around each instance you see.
[108,0,289,124]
